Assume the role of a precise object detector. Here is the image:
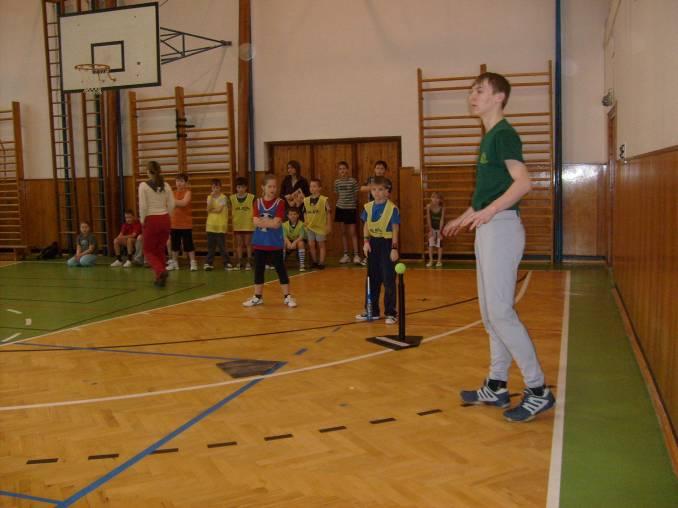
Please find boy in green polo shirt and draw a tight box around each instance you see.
[443,72,554,423]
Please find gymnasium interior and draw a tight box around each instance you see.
[0,1,676,507]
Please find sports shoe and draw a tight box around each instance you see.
[435,261,443,268]
[317,264,326,270]
[283,295,297,308]
[244,263,252,271]
[190,261,198,272]
[385,315,397,325]
[226,263,234,271]
[204,264,213,271]
[154,271,168,288]
[123,260,133,268]
[110,259,123,267]
[339,254,351,264]
[425,261,432,268]
[360,258,367,266]
[503,387,556,422]
[299,266,306,272]
[460,379,511,408]
[166,260,179,271]
[232,264,241,271]
[242,295,263,307]
[266,264,274,270]
[355,312,381,321]
[353,254,362,265]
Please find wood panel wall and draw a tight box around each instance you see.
[562,163,609,257]
[266,138,401,258]
[612,147,678,438]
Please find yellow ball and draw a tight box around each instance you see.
[395,262,406,274]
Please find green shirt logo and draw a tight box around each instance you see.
[479,152,488,165]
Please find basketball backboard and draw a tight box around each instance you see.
[60,2,160,93]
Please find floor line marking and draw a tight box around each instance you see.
[0,489,60,505]
[0,272,533,412]
[6,308,22,314]
[0,272,315,349]
[2,333,20,343]
[55,363,286,508]
[546,270,571,508]
[17,342,247,363]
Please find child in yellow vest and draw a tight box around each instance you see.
[356,176,400,325]
[204,178,232,271]
[229,176,255,270]
[282,206,307,272]
[303,178,332,269]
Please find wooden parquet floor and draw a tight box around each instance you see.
[0,268,567,507]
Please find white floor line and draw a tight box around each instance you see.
[546,270,571,508]
[0,270,315,348]
[0,271,533,413]
[0,261,21,269]
[1,333,21,343]
[5,309,22,315]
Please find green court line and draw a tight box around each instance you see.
[560,266,678,507]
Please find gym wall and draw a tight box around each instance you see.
[251,0,556,172]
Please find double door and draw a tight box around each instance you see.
[267,138,401,258]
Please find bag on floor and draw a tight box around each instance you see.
[37,241,60,260]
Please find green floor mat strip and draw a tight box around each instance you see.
[560,266,678,507]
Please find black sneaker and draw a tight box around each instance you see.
[503,387,555,422]
[460,379,510,408]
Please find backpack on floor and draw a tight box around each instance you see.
[37,241,60,260]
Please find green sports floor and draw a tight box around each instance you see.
[0,259,676,507]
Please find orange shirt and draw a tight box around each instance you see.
[171,189,193,229]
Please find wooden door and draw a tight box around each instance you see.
[312,143,354,256]
[269,144,313,191]
[606,107,617,266]
[267,138,401,259]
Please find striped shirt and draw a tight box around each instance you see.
[333,177,359,209]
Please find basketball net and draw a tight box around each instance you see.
[75,63,116,96]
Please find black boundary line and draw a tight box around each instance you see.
[0,274,202,287]
[1,282,142,290]
[88,453,119,460]
[29,409,446,463]
[150,448,178,455]
[0,273,528,353]
[0,326,53,331]
[0,283,207,349]
[417,409,443,416]
[0,289,135,305]
[369,418,396,425]
[318,426,347,433]
[206,441,237,448]
[264,434,293,441]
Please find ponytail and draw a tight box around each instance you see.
[146,161,165,192]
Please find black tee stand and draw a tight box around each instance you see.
[366,270,423,350]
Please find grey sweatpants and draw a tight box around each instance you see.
[474,210,545,388]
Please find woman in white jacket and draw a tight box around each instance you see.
[138,161,175,286]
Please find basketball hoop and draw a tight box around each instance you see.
[75,63,117,95]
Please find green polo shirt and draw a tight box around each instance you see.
[471,118,523,211]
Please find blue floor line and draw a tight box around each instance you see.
[0,489,60,505]
[294,348,308,355]
[56,361,286,508]
[20,342,244,362]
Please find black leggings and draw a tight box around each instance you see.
[254,249,289,286]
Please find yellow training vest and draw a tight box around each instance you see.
[229,193,255,231]
[303,195,329,235]
[364,200,395,239]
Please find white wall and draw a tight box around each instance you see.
[0,0,238,179]
[605,0,678,158]
[251,0,555,171]
[0,0,52,179]
[562,0,608,163]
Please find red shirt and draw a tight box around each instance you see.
[120,221,142,237]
